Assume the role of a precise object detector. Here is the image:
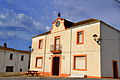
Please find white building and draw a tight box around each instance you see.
[30,17,120,78]
[0,46,30,72]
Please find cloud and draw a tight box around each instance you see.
[14,31,33,41]
[0,31,15,39]
[0,8,44,32]
[0,14,6,19]
[0,29,34,41]
[5,0,13,4]
[7,31,15,36]
[45,26,51,31]
[51,0,90,21]
[51,0,120,29]
[0,8,45,40]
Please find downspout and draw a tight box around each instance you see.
[43,34,47,76]
[69,28,72,76]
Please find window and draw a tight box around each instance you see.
[20,68,22,72]
[73,55,87,71]
[21,55,24,61]
[35,57,43,68]
[39,39,43,49]
[55,36,60,45]
[54,36,60,51]
[10,54,13,60]
[77,31,84,44]
[6,66,13,72]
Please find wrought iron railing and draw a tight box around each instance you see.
[50,44,62,53]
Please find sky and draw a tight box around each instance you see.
[0,0,120,51]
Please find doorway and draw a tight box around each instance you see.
[52,57,60,76]
[113,61,118,78]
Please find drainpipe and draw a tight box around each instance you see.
[43,34,47,76]
[69,28,72,76]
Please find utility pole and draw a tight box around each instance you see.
[28,46,31,69]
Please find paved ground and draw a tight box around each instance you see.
[0,77,119,80]
[0,74,119,80]
[0,74,38,77]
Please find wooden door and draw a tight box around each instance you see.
[52,57,60,76]
[113,61,118,78]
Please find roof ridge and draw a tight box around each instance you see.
[0,46,30,54]
[32,18,119,38]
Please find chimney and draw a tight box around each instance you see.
[58,12,61,17]
[3,42,7,48]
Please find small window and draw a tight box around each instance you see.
[6,66,13,72]
[74,55,87,71]
[39,39,43,49]
[35,57,43,68]
[20,68,22,72]
[21,55,24,61]
[10,54,13,60]
[77,31,84,44]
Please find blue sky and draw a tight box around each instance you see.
[0,0,120,51]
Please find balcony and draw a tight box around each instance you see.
[50,44,62,53]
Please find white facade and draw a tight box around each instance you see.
[100,22,120,78]
[30,18,120,78]
[0,47,30,72]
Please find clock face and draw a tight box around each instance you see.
[56,21,60,27]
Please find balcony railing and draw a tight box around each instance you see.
[50,44,62,53]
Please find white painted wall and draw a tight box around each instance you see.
[0,50,30,72]
[30,21,101,77]
[30,18,120,78]
[70,22,101,77]
[100,22,120,77]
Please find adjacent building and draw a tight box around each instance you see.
[30,16,120,78]
[0,46,30,72]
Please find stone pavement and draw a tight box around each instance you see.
[0,77,119,80]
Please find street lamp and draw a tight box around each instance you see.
[93,34,100,45]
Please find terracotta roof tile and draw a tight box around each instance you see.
[0,46,30,54]
[32,31,50,38]
[32,18,119,38]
